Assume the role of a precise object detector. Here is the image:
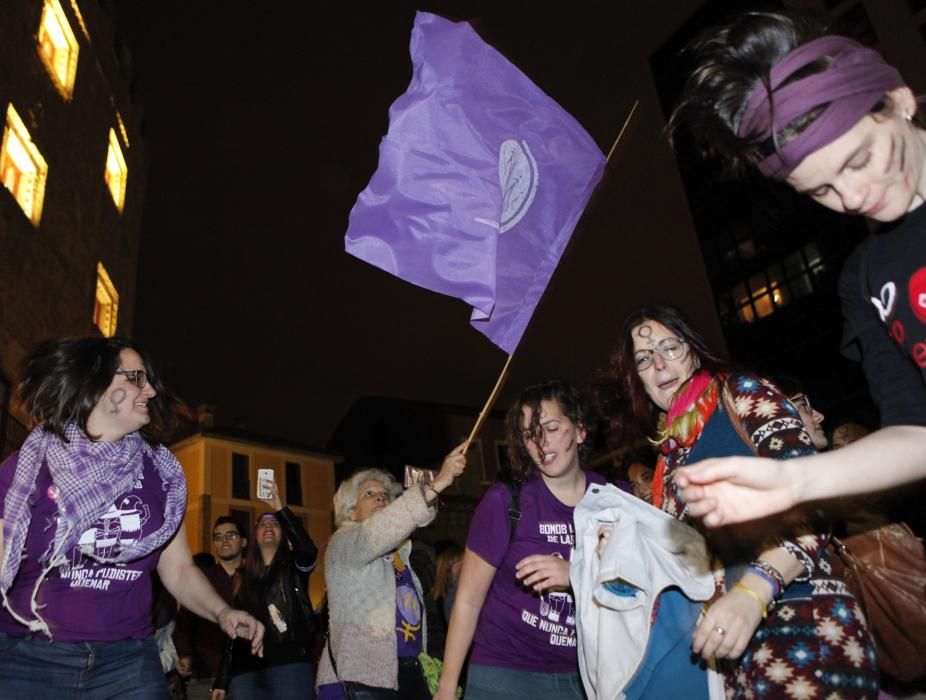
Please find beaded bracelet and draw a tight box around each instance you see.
[748,560,784,599]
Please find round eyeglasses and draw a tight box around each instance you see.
[633,338,687,371]
[115,369,148,389]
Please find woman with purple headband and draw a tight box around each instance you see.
[666,11,926,529]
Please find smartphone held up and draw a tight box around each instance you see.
[257,468,275,499]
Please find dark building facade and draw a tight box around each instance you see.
[0,0,146,454]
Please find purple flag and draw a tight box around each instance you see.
[345,12,605,353]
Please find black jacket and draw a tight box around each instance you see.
[216,507,318,688]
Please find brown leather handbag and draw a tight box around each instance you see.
[828,523,926,681]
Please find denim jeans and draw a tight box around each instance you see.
[0,632,166,699]
[465,664,585,700]
[229,661,316,700]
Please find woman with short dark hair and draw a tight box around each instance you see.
[666,9,926,524]
[0,336,263,698]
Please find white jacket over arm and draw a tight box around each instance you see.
[571,484,721,700]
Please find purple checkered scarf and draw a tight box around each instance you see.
[737,36,904,179]
[1,423,187,597]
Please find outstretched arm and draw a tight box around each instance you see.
[676,425,926,526]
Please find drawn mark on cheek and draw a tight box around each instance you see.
[109,387,128,414]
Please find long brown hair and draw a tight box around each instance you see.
[241,513,287,588]
[595,305,731,449]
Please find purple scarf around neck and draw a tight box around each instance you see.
[1,423,187,595]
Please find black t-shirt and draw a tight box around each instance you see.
[840,202,926,427]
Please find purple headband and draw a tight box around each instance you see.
[737,36,904,179]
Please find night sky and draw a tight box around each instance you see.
[116,2,718,450]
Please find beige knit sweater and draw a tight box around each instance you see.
[317,484,435,691]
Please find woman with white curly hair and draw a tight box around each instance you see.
[316,443,467,699]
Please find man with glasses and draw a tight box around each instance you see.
[174,516,247,699]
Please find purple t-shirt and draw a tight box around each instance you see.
[466,471,605,673]
[0,452,167,641]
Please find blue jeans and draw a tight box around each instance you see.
[465,664,584,700]
[229,661,316,700]
[0,632,166,699]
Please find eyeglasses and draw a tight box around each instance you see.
[633,338,687,371]
[115,369,148,389]
[212,531,241,542]
[789,393,813,412]
[256,519,281,530]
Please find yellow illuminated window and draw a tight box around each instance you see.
[104,128,127,212]
[94,262,119,337]
[0,104,49,226]
[37,0,79,99]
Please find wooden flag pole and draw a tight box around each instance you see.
[463,100,639,455]
[464,351,514,455]
[606,99,638,163]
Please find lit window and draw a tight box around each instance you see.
[37,0,79,99]
[104,128,127,212]
[93,261,119,337]
[0,104,49,226]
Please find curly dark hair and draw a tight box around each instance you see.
[595,305,731,449]
[17,336,180,444]
[503,380,597,483]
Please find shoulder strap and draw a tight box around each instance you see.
[719,379,759,456]
[505,481,522,543]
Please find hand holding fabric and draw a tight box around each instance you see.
[515,554,571,592]
[693,586,765,660]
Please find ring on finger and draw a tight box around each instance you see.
[714,625,726,637]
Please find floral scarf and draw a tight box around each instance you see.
[651,370,719,509]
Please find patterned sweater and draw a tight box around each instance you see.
[659,373,879,698]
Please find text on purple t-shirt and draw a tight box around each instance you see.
[0,451,167,641]
[465,471,606,673]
